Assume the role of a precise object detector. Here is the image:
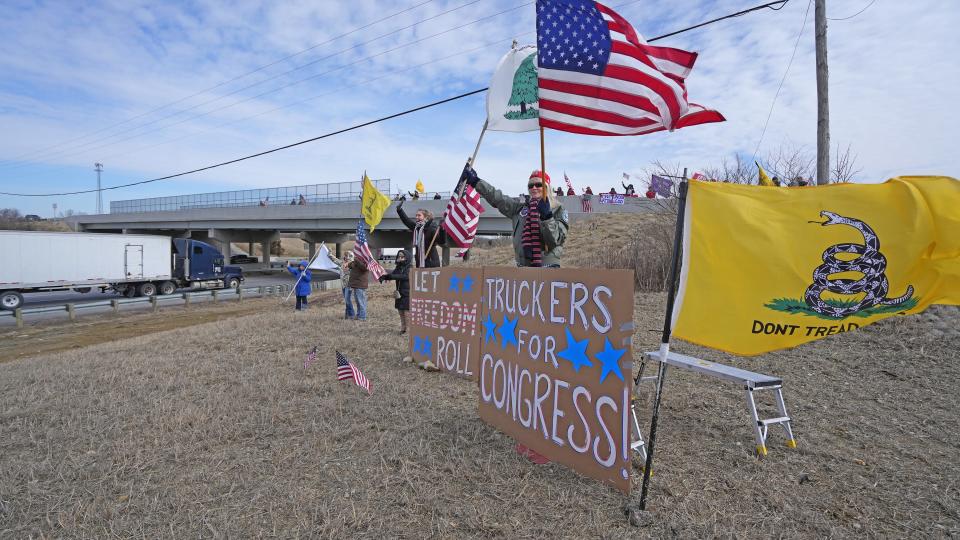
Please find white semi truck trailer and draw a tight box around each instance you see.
[0,231,243,310]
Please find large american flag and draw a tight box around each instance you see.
[337,350,372,394]
[536,0,724,136]
[441,176,484,254]
[353,219,386,280]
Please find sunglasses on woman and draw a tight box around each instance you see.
[528,182,543,188]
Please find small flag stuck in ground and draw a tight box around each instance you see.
[336,351,372,394]
[304,346,318,370]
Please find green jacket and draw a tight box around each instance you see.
[475,179,569,267]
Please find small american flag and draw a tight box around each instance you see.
[581,195,593,212]
[336,350,372,394]
[536,0,724,136]
[304,346,317,370]
[564,172,575,192]
[353,219,386,280]
[442,175,485,254]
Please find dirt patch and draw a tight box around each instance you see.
[1,287,958,537]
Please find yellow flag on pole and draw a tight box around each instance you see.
[415,179,425,194]
[756,162,775,186]
[360,173,391,232]
[672,176,960,356]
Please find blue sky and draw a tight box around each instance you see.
[0,0,957,216]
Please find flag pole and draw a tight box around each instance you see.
[539,126,546,182]
[638,168,688,511]
[425,119,488,260]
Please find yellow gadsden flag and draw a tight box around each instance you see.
[360,173,391,232]
[415,179,425,194]
[672,176,960,356]
[756,161,774,186]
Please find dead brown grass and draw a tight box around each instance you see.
[1,283,958,537]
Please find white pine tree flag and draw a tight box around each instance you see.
[486,46,539,132]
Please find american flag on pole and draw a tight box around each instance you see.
[304,345,318,370]
[563,172,575,192]
[536,0,724,136]
[353,219,386,281]
[441,176,485,255]
[336,350,372,394]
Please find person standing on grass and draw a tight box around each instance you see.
[396,200,445,268]
[286,260,312,311]
[379,249,412,334]
[462,166,568,268]
[346,254,369,320]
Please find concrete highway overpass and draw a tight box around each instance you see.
[68,191,665,266]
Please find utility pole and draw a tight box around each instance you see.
[94,163,103,213]
[815,0,829,185]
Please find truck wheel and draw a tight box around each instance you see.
[1,291,23,311]
[138,282,157,297]
[74,287,92,294]
[158,281,176,295]
[226,277,240,289]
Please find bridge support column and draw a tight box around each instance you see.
[336,243,342,258]
[260,241,270,269]
[247,242,254,256]
[308,242,316,260]
[442,246,450,266]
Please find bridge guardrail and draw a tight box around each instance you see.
[0,285,298,327]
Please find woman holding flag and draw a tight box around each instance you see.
[396,200,445,268]
[462,166,568,267]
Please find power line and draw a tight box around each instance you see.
[1,1,529,169]
[2,0,792,197]
[0,0,493,170]
[0,89,488,197]
[827,0,876,21]
[752,0,811,161]
[0,0,439,167]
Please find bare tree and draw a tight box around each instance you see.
[762,144,815,185]
[831,143,862,183]
[701,154,755,184]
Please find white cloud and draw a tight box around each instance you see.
[0,0,957,216]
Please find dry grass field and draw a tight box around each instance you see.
[1,214,958,538]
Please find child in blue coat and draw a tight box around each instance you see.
[287,260,312,310]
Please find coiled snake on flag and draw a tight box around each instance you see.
[804,211,914,318]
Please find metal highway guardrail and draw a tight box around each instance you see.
[0,283,318,327]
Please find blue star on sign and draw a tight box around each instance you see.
[421,336,432,358]
[498,315,519,349]
[448,273,461,293]
[483,314,497,344]
[413,336,423,354]
[557,327,592,372]
[595,337,626,383]
[461,274,474,293]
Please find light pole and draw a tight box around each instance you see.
[94,163,103,213]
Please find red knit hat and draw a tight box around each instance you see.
[529,170,551,184]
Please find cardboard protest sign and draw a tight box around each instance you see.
[408,267,482,378]
[477,267,634,493]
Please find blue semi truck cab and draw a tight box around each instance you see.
[171,238,244,289]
